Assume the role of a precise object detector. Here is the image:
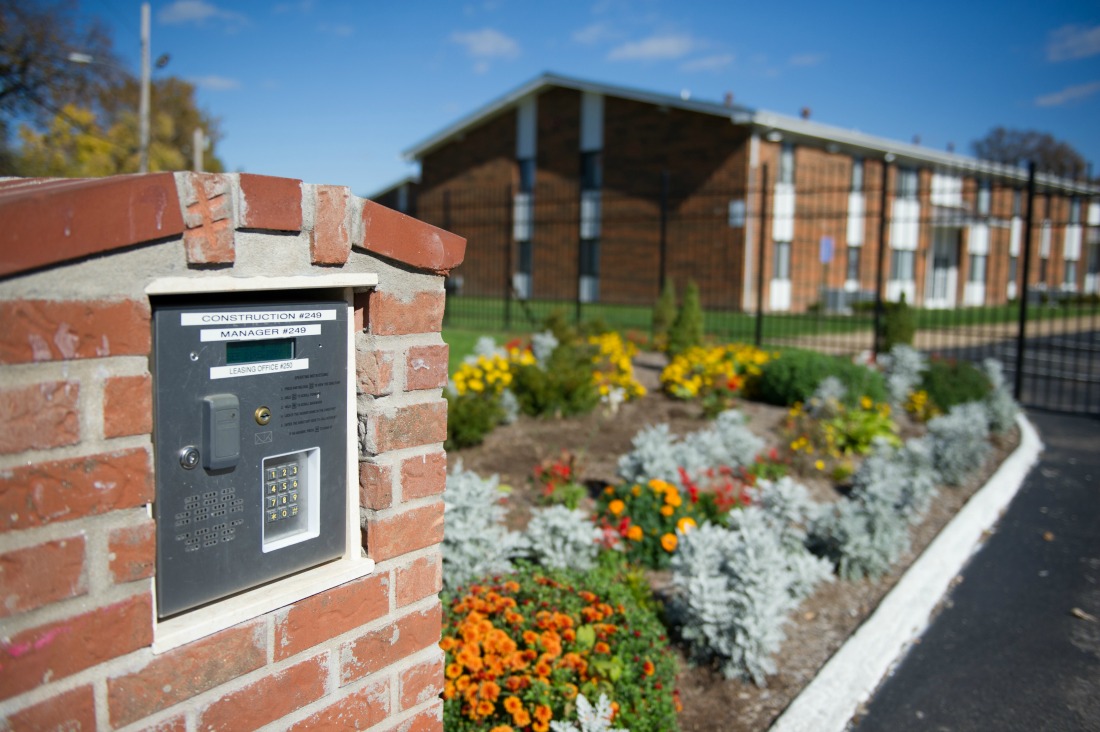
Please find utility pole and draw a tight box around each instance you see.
[139,2,151,173]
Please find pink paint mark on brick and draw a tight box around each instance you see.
[3,626,70,658]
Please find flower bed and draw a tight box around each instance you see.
[442,339,1020,731]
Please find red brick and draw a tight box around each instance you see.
[341,602,442,684]
[4,684,96,731]
[313,184,352,264]
[104,373,152,438]
[396,553,443,608]
[0,448,153,531]
[286,679,391,732]
[400,452,447,502]
[0,298,151,364]
[0,593,152,701]
[405,345,449,391]
[0,535,86,618]
[182,172,234,264]
[274,573,389,661]
[108,621,265,727]
[361,200,465,276]
[368,291,445,336]
[197,653,329,732]
[131,715,187,732]
[357,348,394,396]
[400,651,444,711]
[372,400,447,454]
[0,380,80,454]
[109,520,156,584]
[391,700,444,732]
[353,292,369,332]
[360,461,393,510]
[365,502,445,563]
[0,173,185,279]
[238,173,303,232]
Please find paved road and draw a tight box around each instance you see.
[850,410,1100,731]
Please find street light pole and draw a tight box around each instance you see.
[139,2,150,173]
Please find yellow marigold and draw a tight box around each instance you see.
[627,525,644,541]
[661,533,678,552]
[631,484,641,497]
[860,395,873,410]
[445,662,462,679]
[677,516,697,533]
[608,499,625,516]
[664,490,682,507]
[660,504,674,517]
[815,459,825,471]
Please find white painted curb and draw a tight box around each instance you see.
[769,414,1043,732]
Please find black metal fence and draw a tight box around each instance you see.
[418,163,1099,415]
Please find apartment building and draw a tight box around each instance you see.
[378,72,1099,313]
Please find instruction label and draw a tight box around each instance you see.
[210,358,310,380]
[181,310,337,326]
[200,324,322,342]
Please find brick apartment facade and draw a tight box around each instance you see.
[378,73,1099,314]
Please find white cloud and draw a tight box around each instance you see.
[1047,24,1100,62]
[1034,80,1100,107]
[608,33,699,61]
[450,28,520,59]
[788,53,826,67]
[159,0,246,26]
[680,53,734,72]
[573,22,615,45]
[318,22,354,37]
[190,75,241,91]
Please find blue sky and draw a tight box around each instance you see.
[84,0,1100,197]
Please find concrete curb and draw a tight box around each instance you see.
[769,413,1043,732]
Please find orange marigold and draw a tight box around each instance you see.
[445,663,462,679]
[608,499,625,515]
[627,525,644,541]
[661,533,678,552]
[476,700,495,717]
[490,726,515,732]
[513,708,532,726]
[660,505,674,517]
[503,696,524,715]
[643,659,656,676]
[594,641,610,654]
[534,704,553,724]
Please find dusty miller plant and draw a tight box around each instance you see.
[531,330,559,368]
[926,402,991,486]
[549,693,627,732]
[670,505,831,686]
[808,376,847,416]
[879,344,927,407]
[809,438,937,580]
[442,462,524,590]
[617,410,764,488]
[982,358,1019,434]
[521,505,602,572]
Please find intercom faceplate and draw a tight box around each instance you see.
[153,298,348,618]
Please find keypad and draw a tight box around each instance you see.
[262,454,305,538]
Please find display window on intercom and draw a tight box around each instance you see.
[152,297,348,619]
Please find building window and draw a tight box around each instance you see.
[890,250,915,281]
[851,158,864,192]
[1071,197,1082,225]
[1013,189,1023,217]
[897,168,918,199]
[779,144,795,185]
[969,253,987,284]
[1065,260,1078,288]
[977,179,991,216]
[774,241,791,279]
[846,247,860,282]
[518,157,535,193]
[581,151,602,190]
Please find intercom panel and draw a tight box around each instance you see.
[152,297,348,618]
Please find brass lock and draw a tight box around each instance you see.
[254,406,272,425]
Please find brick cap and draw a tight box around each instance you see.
[0,173,466,278]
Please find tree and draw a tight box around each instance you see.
[3,1,225,176]
[971,127,1087,178]
[0,0,122,125]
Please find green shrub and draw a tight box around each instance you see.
[745,351,888,407]
[652,277,677,350]
[667,280,704,357]
[880,292,916,352]
[920,358,992,412]
[445,390,504,450]
[511,339,600,418]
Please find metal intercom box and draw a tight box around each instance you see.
[152,296,348,618]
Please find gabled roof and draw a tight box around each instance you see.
[402,72,1097,195]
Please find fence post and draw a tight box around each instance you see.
[504,185,513,331]
[872,157,892,355]
[754,164,769,347]
[443,190,453,327]
[1014,162,1037,401]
